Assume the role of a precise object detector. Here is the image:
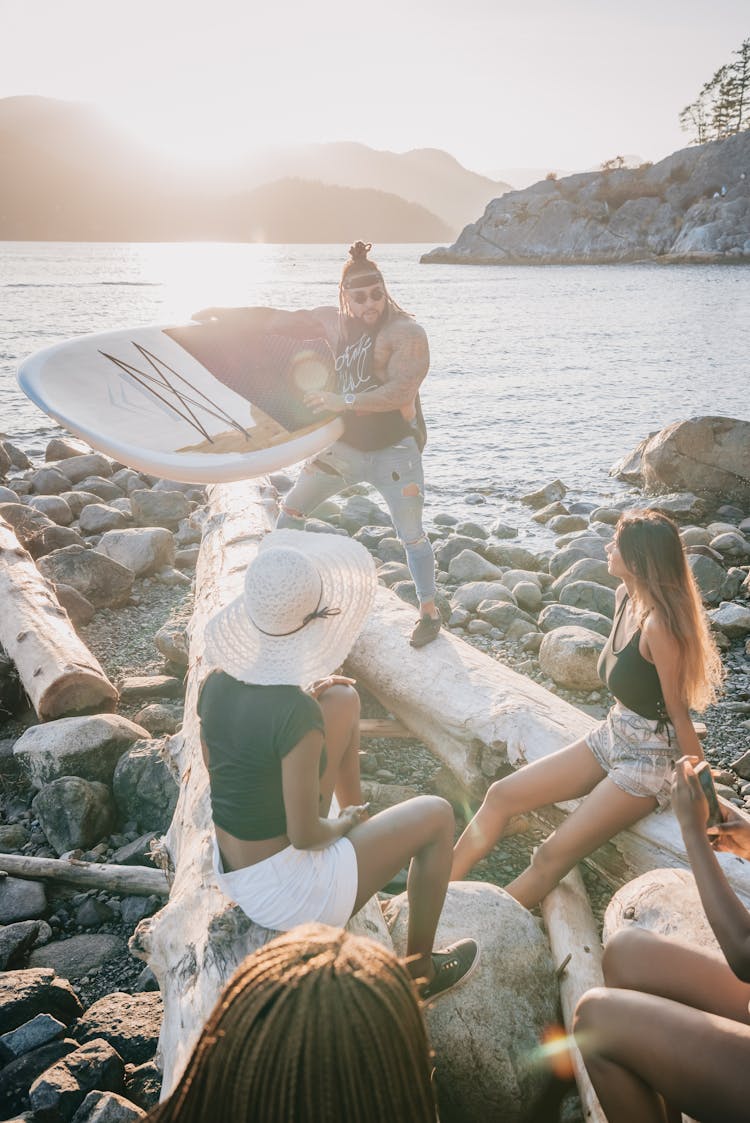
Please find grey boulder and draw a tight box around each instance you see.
[14,714,150,789]
[32,777,115,855]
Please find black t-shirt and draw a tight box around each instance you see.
[335,323,425,451]
[198,671,326,841]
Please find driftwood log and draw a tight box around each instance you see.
[0,518,117,718]
[131,482,391,1095]
[348,591,750,906]
[0,852,169,896]
[541,868,606,1123]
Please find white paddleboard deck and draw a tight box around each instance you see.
[18,321,344,483]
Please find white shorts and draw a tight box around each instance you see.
[585,702,675,810]
[212,834,359,931]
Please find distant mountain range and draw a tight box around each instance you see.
[0,97,510,243]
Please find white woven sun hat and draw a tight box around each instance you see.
[204,528,377,686]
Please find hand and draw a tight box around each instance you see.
[708,798,750,860]
[304,390,343,414]
[671,756,710,837]
[307,675,356,698]
[337,804,369,833]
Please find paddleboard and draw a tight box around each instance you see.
[17,320,344,483]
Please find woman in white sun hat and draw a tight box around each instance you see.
[199,528,477,1001]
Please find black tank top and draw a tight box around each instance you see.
[597,595,667,722]
[335,324,425,452]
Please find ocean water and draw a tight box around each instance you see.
[1,242,749,542]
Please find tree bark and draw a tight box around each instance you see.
[0,518,117,719]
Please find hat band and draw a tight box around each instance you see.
[251,585,342,638]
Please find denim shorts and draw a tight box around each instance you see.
[585,702,675,809]
[213,834,358,931]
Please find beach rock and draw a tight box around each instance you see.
[538,603,613,638]
[74,477,123,503]
[95,527,175,577]
[61,491,103,518]
[1,439,32,470]
[680,526,713,547]
[37,546,134,608]
[550,557,620,595]
[119,895,159,926]
[29,1037,125,1119]
[334,495,393,533]
[79,505,130,535]
[548,538,608,578]
[46,438,90,461]
[71,1090,146,1122]
[29,935,127,981]
[521,479,567,509]
[14,714,150,789]
[30,524,87,559]
[548,514,588,534]
[0,483,19,502]
[489,519,518,538]
[451,581,517,613]
[539,626,606,691]
[448,549,503,582]
[30,466,71,495]
[0,968,83,1033]
[0,1038,78,1118]
[512,581,543,612]
[32,777,116,855]
[454,520,488,540]
[112,468,147,494]
[113,741,179,834]
[387,882,557,1123]
[433,535,487,568]
[27,495,74,526]
[132,704,181,736]
[688,554,734,605]
[0,822,30,851]
[0,879,47,925]
[129,489,187,527]
[352,525,392,551]
[390,579,418,610]
[376,561,412,587]
[711,530,750,559]
[174,545,199,569]
[612,417,750,505]
[484,542,542,571]
[433,512,458,527]
[154,621,189,667]
[708,602,750,638]
[0,441,11,476]
[153,565,190,587]
[559,579,616,618]
[376,536,407,563]
[500,569,545,590]
[75,993,162,1066]
[0,1012,66,1058]
[477,600,532,631]
[55,454,114,485]
[0,921,46,970]
[467,619,493,635]
[531,501,568,524]
[123,1060,161,1111]
[53,583,96,627]
[0,501,54,547]
[110,835,158,868]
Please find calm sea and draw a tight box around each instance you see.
[1,242,749,541]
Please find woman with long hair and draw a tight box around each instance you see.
[450,509,723,908]
[146,923,440,1123]
[199,528,477,998]
[574,758,750,1123]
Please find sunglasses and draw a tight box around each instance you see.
[348,286,385,305]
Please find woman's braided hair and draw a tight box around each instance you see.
[145,923,438,1123]
[339,240,411,322]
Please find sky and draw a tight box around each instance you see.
[2,0,748,176]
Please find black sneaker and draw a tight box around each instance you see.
[421,938,479,1002]
[410,613,441,648]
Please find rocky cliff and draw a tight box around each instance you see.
[422,129,750,265]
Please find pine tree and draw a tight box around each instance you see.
[679,36,750,144]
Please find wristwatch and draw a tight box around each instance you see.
[343,393,356,410]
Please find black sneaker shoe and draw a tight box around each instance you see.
[421,938,479,1002]
[410,613,441,648]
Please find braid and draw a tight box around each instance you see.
[146,924,438,1123]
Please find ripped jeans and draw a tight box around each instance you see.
[277,436,437,604]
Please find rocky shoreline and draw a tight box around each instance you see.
[0,425,748,1120]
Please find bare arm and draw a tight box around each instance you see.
[281,730,365,849]
[673,758,750,981]
[643,614,704,760]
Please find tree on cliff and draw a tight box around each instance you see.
[679,36,750,144]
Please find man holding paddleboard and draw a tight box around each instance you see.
[195,242,441,648]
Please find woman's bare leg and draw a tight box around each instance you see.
[451,739,606,880]
[603,927,750,1024]
[317,685,361,811]
[574,986,750,1123]
[347,795,455,982]
[505,777,656,909]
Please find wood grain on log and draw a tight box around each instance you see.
[0,852,169,896]
[0,518,117,719]
[541,868,607,1123]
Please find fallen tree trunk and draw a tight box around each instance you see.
[541,868,606,1123]
[0,518,118,719]
[131,482,391,1096]
[0,852,169,896]
[348,588,750,906]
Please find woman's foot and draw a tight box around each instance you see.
[420,938,479,1002]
